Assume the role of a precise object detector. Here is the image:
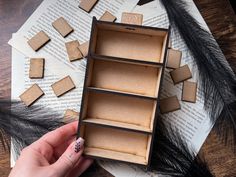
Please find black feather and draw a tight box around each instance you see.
[0,100,65,156]
[0,100,215,176]
[159,0,236,148]
[151,116,214,177]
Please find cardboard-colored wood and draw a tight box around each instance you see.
[83,119,152,133]
[182,81,197,103]
[95,22,168,36]
[78,41,89,57]
[166,49,182,69]
[64,109,79,122]
[83,91,156,132]
[27,31,50,51]
[29,58,45,79]
[99,11,116,22]
[79,0,98,12]
[95,30,166,62]
[51,76,75,97]
[121,12,143,25]
[160,96,181,114]
[170,64,192,84]
[52,17,73,37]
[89,59,162,97]
[82,125,151,165]
[19,84,44,107]
[65,40,83,61]
[78,19,170,168]
[84,147,147,165]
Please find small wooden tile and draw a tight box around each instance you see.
[182,81,197,103]
[99,11,116,22]
[65,40,83,61]
[79,0,98,12]
[51,76,75,97]
[121,12,143,25]
[52,17,74,37]
[27,31,50,51]
[160,96,181,114]
[170,65,192,84]
[78,41,89,57]
[64,109,79,122]
[166,49,182,69]
[19,84,44,107]
[29,58,45,79]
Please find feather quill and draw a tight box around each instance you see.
[160,0,236,148]
[0,100,65,155]
[151,116,214,177]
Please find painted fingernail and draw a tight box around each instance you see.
[74,137,84,153]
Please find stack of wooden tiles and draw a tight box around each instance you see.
[78,18,170,169]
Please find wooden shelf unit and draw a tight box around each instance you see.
[78,18,170,169]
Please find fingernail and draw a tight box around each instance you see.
[74,137,84,153]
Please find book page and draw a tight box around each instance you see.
[11,47,85,166]
[9,0,139,78]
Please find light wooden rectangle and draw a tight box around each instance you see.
[51,76,75,97]
[29,58,45,79]
[65,40,83,61]
[79,0,98,12]
[64,109,79,122]
[52,17,73,37]
[160,96,181,114]
[170,65,192,84]
[121,12,143,25]
[166,49,182,69]
[182,81,197,103]
[99,11,116,22]
[19,84,44,106]
[78,41,89,57]
[27,31,50,51]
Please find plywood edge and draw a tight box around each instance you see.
[87,86,157,100]
[92,53,164,66]
[145,135,152,164]
[160,33,168,63]
[84,147,148,165]
[83,118,152,133]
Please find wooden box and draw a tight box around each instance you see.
[78,18,170,169]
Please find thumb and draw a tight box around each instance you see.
[52,137,85,177]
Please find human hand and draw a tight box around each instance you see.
[9,121,93,177]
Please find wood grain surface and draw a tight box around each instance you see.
[0,0,236,176]
[194,1,236,176]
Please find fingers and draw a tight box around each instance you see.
[34,121,78,148]
[51,137,85,177]
[53,136,76,159]
[67,157,94,177]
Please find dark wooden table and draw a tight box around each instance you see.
[1,0,236,176]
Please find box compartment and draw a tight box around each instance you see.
[90,22,168,63]
[78,18,170,168]
[80,125,152,165]
[86,59,162,97]
[81,91,157,133]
